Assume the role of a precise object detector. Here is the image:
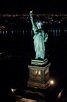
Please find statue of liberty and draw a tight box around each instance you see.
[29,10,48,60]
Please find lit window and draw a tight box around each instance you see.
[38,70,41,75]
[35,70,38,74]
[45,69,49,74]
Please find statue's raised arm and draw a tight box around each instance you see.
[29,10,37,33]
[29,10,34,26]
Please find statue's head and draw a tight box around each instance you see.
[35,21,43,29]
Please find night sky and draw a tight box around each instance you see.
[0,0,67,13]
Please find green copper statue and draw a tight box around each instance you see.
[29,10,48,60]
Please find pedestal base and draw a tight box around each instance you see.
[27,58,51,89]
[27,79,50,89]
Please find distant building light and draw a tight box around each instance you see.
[6,30,7,34]
[23,30,24,34]
[3,31,5,35]
[0,52,2,55]
[11,31,13,34]
[0,26,5,29]
[0,30,1,34]
[58,21,60,23]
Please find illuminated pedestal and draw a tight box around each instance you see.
[27,58,51,89]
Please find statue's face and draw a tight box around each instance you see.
[36,22,42,29]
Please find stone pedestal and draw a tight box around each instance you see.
[27,58,51,89]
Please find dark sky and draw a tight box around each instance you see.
[0,0,67,13]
